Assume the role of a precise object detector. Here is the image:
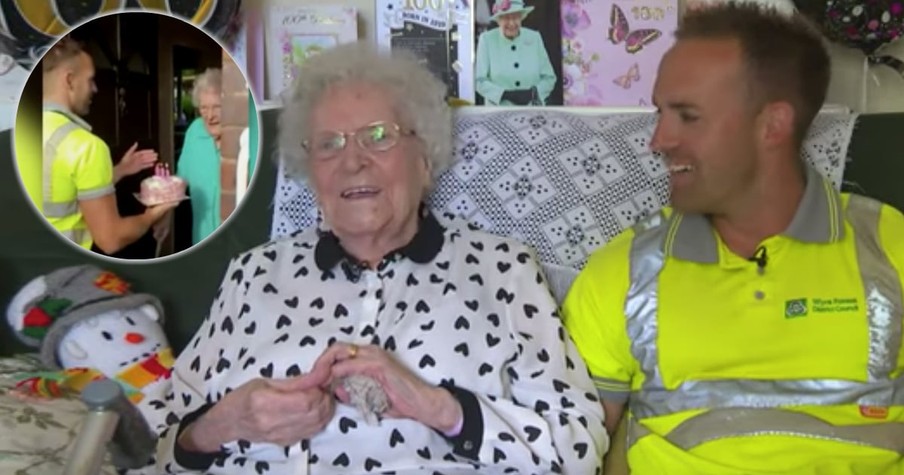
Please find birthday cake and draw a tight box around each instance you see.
[138,164,186,205]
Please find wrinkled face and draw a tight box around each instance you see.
[69,52,97,116]
[497,12,522,39]
[198,89,222,139]
[306,82,430,245]
[57,305,168,375]
[650,38,760,215]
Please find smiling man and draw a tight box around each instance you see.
[562,3,904,474]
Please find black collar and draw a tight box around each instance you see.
[314,207,445,280]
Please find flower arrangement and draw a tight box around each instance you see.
[800,0,904,55]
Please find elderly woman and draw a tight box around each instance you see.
[154,42,606,475]
[176,68,223,245]
[475,0,557,106]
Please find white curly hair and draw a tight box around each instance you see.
[277,42,453,186]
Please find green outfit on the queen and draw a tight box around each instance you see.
[475,27,556,105]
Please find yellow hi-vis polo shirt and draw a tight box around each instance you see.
[563,166,904,475]
[42,105,114,249]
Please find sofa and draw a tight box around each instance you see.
[0,107,902,473]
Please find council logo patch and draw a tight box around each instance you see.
[784,298,808,318]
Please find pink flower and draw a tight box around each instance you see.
[492,0,511,15]
[892,3,903,15]
[561,1,591,39]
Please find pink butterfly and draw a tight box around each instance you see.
[613,63,640,89]
[608,4,662,54]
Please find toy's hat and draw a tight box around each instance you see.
[6,265,164,368]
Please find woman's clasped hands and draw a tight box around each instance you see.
[179,341,463,453]
[310,342,463,434]
[178,371,335,452]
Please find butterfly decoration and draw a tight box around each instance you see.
[608,4,662,54]
[613,63,640,89]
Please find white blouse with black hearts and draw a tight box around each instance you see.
[153,214,607,475]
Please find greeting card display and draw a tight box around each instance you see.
[264,5,358,101]
[561,0,677,106]
[376,0,474,101]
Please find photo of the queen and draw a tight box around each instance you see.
[475,0,560,106]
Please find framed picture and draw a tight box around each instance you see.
[376,0,475,102]
[561,0,678,106]
[264,6,357,101]
[474,0,563,106]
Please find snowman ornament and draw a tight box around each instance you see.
[6,265,175,434]
[57,304,175,432]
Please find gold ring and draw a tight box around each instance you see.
[347,344,359,358]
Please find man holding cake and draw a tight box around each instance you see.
[40,36,177,255]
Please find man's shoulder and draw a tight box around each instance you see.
[842,193,904,262]
[842,192,904,224]
[580,208,674,274]
[602,208,675,252]
[43,111,97,139]
[43,113,107,158]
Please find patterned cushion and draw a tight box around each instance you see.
[271,109,857,275]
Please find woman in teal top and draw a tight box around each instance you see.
[475,0,557,105]
[176,68,259,245]
[177,113,220,246]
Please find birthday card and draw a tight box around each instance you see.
[561,0,678,106]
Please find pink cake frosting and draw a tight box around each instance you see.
[139,163,186,205]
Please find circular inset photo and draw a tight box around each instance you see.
[12,9,260,260]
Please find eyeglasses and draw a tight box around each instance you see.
[302,121,415,161]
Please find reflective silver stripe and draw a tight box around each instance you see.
[846,194,903,391]
[626,416,649,449]
[77,184,115,201]
[625,212,672,396]
[42,121,81,207]
[623,198,903,449]
[60,228,90,245]
[632,375,904,419]
[628,408,904,453]
[42,200,79,217]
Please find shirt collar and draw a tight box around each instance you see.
[314,207,445,279]
[668,165,845,264]
[43,102,92,131]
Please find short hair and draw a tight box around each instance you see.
[278,42,452,184]
[191,68,222,108]
[42,37,85,74]
[676,3,830,145]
